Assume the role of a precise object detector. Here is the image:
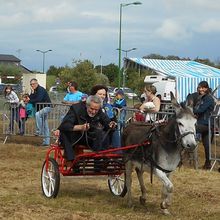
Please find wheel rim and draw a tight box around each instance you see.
[108,174,125,196]
[42,161,57,197]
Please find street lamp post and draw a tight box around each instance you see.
[118,1,142,88]
[121,47,137,87]
[36,49,52,74]
[121,47,137,58]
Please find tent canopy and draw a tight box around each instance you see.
[124,58,220,101]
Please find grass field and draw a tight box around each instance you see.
[0,138,220,220]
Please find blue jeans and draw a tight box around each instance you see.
[35,107,51,145]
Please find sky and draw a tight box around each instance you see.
[1,0,220,72]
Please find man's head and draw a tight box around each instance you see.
[86,95,103,117]
[30,78,39,90]
[68,81,78,93]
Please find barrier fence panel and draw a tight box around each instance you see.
[1,102,200,169]
[209,114,220,171]
[2,102,70,143]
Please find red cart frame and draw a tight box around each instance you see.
[41,141,150,198]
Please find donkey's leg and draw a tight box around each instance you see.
[125,161,133,208]
[135,167,147,205]
[154,169,173,215]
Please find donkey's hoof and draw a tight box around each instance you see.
[139,196,146,205]
[161,208,171,215]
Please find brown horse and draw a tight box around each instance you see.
[122,93,197,215]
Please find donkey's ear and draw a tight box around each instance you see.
[185,97,194,113]
[171,92,182,114]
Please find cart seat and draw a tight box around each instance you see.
[75,144,91,155]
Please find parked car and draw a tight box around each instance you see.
[49,86,58,94]
[114,87,138,99]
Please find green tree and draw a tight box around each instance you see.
[143,53,166,59]
[0,64,22,84]
[194,57,216,67]
[58,60,108,94]
[124,68,146,95]
[95,63,118,86]
[47,65,65,76]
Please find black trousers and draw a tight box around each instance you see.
[59,129,110,161]
[196,124,213,162]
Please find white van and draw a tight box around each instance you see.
[144,75,176,101]
[152,81,176,101]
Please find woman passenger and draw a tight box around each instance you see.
[139,85,161,122]
[90,85,119,148]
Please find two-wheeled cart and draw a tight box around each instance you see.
[41,143,148,198]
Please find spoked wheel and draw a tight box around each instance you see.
[108,172,127,197]
[41,158,60,198]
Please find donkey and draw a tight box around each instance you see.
[122,92,197,215]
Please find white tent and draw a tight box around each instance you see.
[124,58,220,102]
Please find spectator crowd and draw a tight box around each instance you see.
[3,79,220,171]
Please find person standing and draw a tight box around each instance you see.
[4,85,19,134]
[18,93,30,135]
[112,89,127,129]
[29,78,52,146]
[62,81,84,105]
[193,81,215,169]
[139,85,161,122]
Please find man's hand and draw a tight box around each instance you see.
[73,123,90,131]
[81,123,90,131]
[109,121,117,129]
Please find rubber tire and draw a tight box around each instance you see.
[41,158,60,198]
[108,172,127,197]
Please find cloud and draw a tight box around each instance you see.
[32,2,75,23]
[154,19,191,40]
[197,18,220,33]
[0,13,28,28]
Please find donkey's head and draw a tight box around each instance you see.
[171,92,197,151]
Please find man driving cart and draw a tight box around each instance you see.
[54,95,116,164]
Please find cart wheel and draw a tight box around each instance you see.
[41,158,60,198]
[108,173,127,197]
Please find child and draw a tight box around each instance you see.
[4,85,19,134]
[18,94,30,135]
[112,89,127,129]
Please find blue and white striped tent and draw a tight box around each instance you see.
[125,58,220,102]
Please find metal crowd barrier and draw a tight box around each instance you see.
[2,102,70,144]
[209,114,220,171]
[0,102,201,169]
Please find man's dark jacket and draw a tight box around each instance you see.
[58,102,111,161]
[29,85,51,111]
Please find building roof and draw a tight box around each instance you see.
[125,58,220,78]
[0,54,21,63]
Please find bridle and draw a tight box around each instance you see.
[174,122,197,149]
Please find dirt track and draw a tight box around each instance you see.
[0,140,220,220]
